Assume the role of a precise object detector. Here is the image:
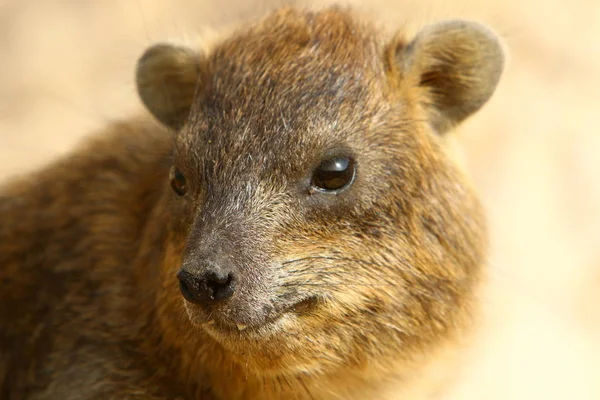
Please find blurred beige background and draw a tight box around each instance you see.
[1,0,599,398]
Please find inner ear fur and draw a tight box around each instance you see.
[390,20,505,134]
[136,43,202,130]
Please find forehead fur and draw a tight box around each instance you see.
[206,6,384,106]
[177,7,390,173]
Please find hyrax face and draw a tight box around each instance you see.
[137,7,503,375]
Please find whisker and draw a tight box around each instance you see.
[298,375,316,400]
[282,255,420,276]
[280,282,395,288]
[281,255,427,286]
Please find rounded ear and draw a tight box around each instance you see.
[391,20,505,134]
[136,43,202,130]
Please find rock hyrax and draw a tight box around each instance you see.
[0,5,504,400]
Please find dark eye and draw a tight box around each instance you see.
[310,156,356,194]
[170,167,187,196]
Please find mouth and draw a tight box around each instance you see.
[202,295,320,336]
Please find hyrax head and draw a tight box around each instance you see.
[136,7,503,375]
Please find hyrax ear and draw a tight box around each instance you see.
[136,43,202,130]
[391,20,505,133]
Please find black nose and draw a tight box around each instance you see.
[177,268,235,304]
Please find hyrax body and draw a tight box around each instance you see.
[0,6,504,400]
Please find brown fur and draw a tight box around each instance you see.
[0,6,504,400]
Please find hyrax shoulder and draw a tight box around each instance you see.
[0,5,504,400]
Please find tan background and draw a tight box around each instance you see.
[1,0,599,398]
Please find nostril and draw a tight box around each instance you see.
[206,270,231,285]
[178,278,194,302]
[176,268,235,304]
[177,270,197,303]
[205,271,235,301]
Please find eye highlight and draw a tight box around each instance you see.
[310,156,356,194]
[169,167,187,196]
